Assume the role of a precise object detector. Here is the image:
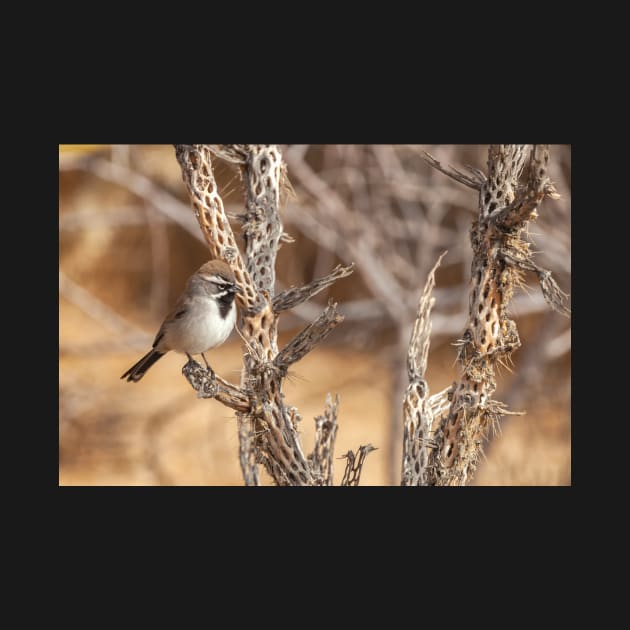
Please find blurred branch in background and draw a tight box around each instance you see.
[59,270,152,354]
[60,152,204,241]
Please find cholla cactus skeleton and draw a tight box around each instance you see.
[173,144,368,486]
[401,144,570,486]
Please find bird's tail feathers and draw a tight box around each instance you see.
[120,350,165,382]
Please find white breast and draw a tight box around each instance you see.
[167,297,236,355]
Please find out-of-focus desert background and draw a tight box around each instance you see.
[59,144,571,486]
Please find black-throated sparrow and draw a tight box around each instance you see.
[121,259,242,382]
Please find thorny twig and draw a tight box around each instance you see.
[422,152,485,190]
[273,263,355,313]
[340,444,378,486]
[274,300,345,374]
[401,252,446,486]
[308,394,340,486]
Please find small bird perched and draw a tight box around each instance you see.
[121,259,242,383]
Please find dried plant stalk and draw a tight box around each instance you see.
[340,445,377,486]
[181,362,250,412]
[422,145,570,486]
[238,417,260,486]
[308,394,340,486]
[273,263,355,313]
[400,252,446,486]
[274,300,344,374]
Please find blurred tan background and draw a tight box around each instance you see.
[59,144,571,486]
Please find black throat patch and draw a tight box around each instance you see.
[217,292,235,319]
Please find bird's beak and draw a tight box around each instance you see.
[234,284,244,294]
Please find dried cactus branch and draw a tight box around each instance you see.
[238,417,260,486]
[274,300,345,373]
[239,145,285,299]
[407,252,447,381]
[284,148,408,322]
[181,360,250,412]
[493,144,552,229]
[500,251,571,317]
[340,444,377,486]
[272,263,355,313]
[252,400,313,485]
[401,252,446,486]
[423,144,570,486]
[308,394,340,486]
[422,151,484,190]
[208,144,250,165]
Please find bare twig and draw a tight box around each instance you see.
[59,271,151,343]
[274,300,344,373]
[494,145,558,229]
[401,252,446,486]
[61,156,205,242]
[422,151,484,190]
[500,251,571,316]
[146,206,170,317]
[285,147,408,323]
[308,394,340,486]
[59,206,166,231]
[238,417,260,486]
[273,263,355,313]
[407,252,447,381]
[340,445,377,486]
[181,360,250,413]
[546,327,571,360]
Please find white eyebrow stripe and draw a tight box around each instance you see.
[204,274,233,286]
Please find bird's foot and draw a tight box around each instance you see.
[200,353,215,379]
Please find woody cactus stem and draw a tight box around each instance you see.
[308,394,339,486]
[174,145,356,486]
[401,252,446,486]
[422,145,570,486]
